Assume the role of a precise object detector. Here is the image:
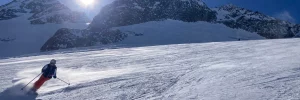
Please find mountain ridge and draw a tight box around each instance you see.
[1,0,299,54]
[0,0,89,57]
[0,0,89,24]
[42,0,299,51]
[213,4,300,38]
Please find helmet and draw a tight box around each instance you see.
[50,59,56,64]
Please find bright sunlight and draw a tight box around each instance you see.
[80,0,94,6]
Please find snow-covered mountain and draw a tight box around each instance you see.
[2,39,300,99]
[41,19,263,51]
[213,4,300,38]
[89,0,216,30]
[41,0,262,51]
[0,0,89,24]
[42,0,300,52]
[0,0,89,57]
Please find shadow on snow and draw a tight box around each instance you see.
[0,84,37,100]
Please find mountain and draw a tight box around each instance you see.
[213,4,300,38]
[0,0,89,57]
[41,0,261,51]
[293,24,300,37]
[2,39,300,99]
[89,0,216,30]
[40,28,127,51]
[41,0,300,51]
[41,19,263,51]
[0,0,89,24]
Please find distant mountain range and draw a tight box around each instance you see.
[0,0,89,57]
[0,0,89,24]
[41,0,300,51]
[213,4,299,38]
[1,0,299,57]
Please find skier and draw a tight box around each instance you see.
[30,59,57,94]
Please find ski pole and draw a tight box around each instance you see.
[57,78,70,85]
[21,73,42,90]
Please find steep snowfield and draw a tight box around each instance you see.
[115,19,264,45]
[0,0,90,58]
[41,19,264,52]
[1,39,300,100]
[0,15,88,58]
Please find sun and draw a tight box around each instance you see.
[80,0,94,6]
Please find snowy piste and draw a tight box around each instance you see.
[0,38,300,100]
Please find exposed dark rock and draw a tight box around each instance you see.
[89,0,216,31]
[41,0,300,51]
[41,28,128,52]
[213,4,299,39]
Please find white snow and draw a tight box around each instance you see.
[152,2,160,9]
[0,15,88,58]
[133,2,144,10]
[211,8,231,21]
[0,38,300,99]
[114,19,264,46]
[1,19,263,58]
[181,0,205,6]
[212,7,275,21]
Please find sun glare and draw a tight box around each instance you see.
[80,0,94,6]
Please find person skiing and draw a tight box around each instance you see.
[30,59,57,94]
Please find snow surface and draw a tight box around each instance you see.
[1,19,263,58]
[0,15,88,58]
[181,0,205,6]
[114,19,264,46]
[1,38,300,99]
[212,6,276,21]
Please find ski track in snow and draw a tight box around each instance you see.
[1,39,300,99]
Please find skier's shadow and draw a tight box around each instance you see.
[0,84,37,100]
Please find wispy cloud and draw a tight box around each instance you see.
[274,11,296,23]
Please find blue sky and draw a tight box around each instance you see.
[0,0,299,23]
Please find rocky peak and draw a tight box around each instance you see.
[212,4,299,38]
[218,4,239,11]
[89,0,216,31]
[0,0,89,24]
[213,4,275,21]
[41,0,300,51]
[180,0,205,5]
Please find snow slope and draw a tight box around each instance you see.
[42,19,264,51]
[0,0,89,58]
[0,15,88,58]
[1,38,300,99]
[115,19,264,45]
